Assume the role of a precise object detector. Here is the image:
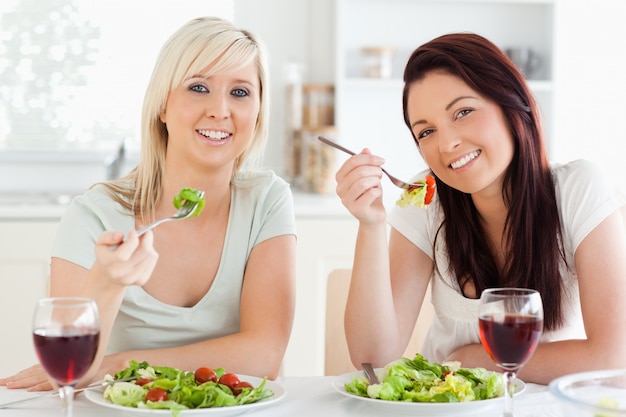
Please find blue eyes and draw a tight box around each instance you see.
[189,84,249,97]
[231,88,248,97]
[190,84,208,93]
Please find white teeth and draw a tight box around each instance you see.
[450,150,481,169]
[197,130,230,140]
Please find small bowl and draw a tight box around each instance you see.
[549,369,626,416]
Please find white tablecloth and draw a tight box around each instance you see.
[0,376,563,416]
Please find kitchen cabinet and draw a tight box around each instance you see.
[333,0,556,188]
[0,221,57,377]
[283,212,359,376]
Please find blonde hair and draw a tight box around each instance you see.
[105,16,270,221]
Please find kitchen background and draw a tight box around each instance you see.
[1,0,625,377]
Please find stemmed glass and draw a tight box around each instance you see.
[32,297,100,417]
[478,288,543,417]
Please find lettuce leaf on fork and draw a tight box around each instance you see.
[173,187,205,217]
[396,175,436,208]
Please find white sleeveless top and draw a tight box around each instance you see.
[388,160,624,362]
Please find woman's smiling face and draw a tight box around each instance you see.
[406,71,515,196]
[160,61,260,172]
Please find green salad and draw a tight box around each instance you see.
[345,354,505,403]
[173,187,205,217]
[102,360,273,417]
[396,175,436,208]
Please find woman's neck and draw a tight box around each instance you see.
[160,169,232,216]
[472,190,510,275]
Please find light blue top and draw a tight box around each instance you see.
[51,170,296,353]
[388,159,625,362]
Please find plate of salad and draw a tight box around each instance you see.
[332,354,525,416]
[84,360,284,417]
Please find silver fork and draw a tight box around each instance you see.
[136,190,205,237]
[361,362,380,384]
[317,136,424,190]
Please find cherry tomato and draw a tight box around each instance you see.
[194,367,218,383]
[135,378,152,386]
[218,373,240,391]
[231,380,254,396]
[424,175,436,205]
[145,387,168,402]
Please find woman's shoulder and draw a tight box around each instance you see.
[232,169,291,195]
[63,182,133,230]
[73,183,129,210]
[230,170,296,235]
[551,159,620,200]
[551,159,605,182]
[81,182,116,200]
[231,170,293,212]
[552,159,623,251]
[67,183,112,209]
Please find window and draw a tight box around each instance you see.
[0,0,233,151]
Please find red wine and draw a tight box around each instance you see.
[33,328,99,385]
[479,314,542,371]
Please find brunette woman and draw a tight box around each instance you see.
[337,33,626,384]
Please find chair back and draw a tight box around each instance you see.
[324,268,435,375]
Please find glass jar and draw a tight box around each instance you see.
[297,126,338,194]
[361,46,395,78]
[302,84,334,127]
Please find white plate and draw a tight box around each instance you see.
[331,369,525,416]
[84,375,285,417]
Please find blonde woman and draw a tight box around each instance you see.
[2,16,296,390]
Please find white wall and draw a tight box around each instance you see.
[553,0,626,197]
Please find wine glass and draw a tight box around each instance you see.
[32,297,100,417]
[478,288,543,417]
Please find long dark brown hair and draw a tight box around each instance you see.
[402,33,566,330]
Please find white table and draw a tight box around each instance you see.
[0,376,562,416]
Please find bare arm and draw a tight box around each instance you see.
[447,209,626,384]
[345,226,433,369]
[339,150,433,368]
